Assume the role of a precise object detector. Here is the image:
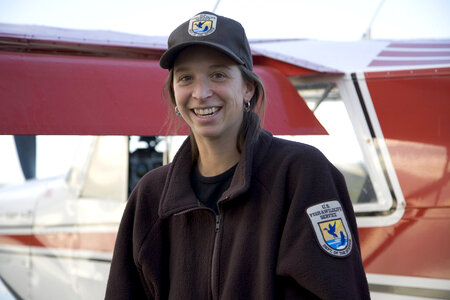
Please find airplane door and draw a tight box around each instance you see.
[29,136,128,300]
[30,179,80,300]
[71,136,128,300]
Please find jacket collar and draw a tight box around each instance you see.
[158,116,273,218]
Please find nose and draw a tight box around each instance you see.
[192,77,213,100]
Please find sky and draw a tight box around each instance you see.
[0,0,449,41]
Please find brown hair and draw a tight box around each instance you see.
[163,65,266,160]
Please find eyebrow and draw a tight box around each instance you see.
[173,64,233,74]
[209,64,233,70]
[173,66,189,74]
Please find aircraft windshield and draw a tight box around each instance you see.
[278,81,378,205]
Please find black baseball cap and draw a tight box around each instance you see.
[159,11,253,71]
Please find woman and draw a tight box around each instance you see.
[106,11,370,299]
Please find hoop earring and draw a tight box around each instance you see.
[243,100,251,112]
[175,106,181,117]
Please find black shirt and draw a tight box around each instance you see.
[190,163,237,214]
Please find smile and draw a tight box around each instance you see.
[193,107,220,118]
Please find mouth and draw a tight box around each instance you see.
[192,107,221,118]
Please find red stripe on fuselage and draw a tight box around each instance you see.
[378,50,450,57]
[388,43,450,49]
[0,232,116,252]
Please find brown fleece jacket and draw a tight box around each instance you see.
[105,128,370,299]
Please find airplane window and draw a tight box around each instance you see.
[279,82,377,205]
[128,136,164,195]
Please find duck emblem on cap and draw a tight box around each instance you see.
[189,13,217,37]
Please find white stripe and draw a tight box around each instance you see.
[30,246,112,261]
[0,228,32,235]
[367,273,450,291]
[370,291,442,300]
[32,224,119,234]
[77,224,119,233]
[0,245,29,254]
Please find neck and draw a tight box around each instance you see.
[195,136,240,177]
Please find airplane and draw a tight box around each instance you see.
[0,23,449,299]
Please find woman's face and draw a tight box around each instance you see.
[172,46,255,145]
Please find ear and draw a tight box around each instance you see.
[243,81,256,102]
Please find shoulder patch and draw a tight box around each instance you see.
[306,200,353,258]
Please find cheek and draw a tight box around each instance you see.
[232,85,247,108]
[233,96,244,110]
[173,87,188,107]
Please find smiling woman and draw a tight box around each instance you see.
[105,11,370,300]
[171,46,257,175]
[172,47,251,139]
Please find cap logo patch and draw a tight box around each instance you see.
[189,13,217,37]
[306,200,353,258]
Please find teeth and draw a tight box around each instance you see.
[194,107,219,117]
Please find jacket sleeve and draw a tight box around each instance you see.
[276,149,371,299]
[105,187,153,300]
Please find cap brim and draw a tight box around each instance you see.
[159,41,245,69]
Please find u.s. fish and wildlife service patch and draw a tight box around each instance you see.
[306,200,353,258]
[188,13,217,37]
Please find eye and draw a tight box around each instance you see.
[176,75,193,84]
[211,72,226,80]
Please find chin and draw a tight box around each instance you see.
[192,126,226,139]
[192,123,240,142]
[195,130,222,139]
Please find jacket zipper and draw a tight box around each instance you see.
[211,213,221,300]
[174,206,221,299]
[215,214,221,232]
[173,205,222,299]
[174,200,230,299]
[210,194,233,299]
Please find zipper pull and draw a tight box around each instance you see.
[215,215,221,232]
